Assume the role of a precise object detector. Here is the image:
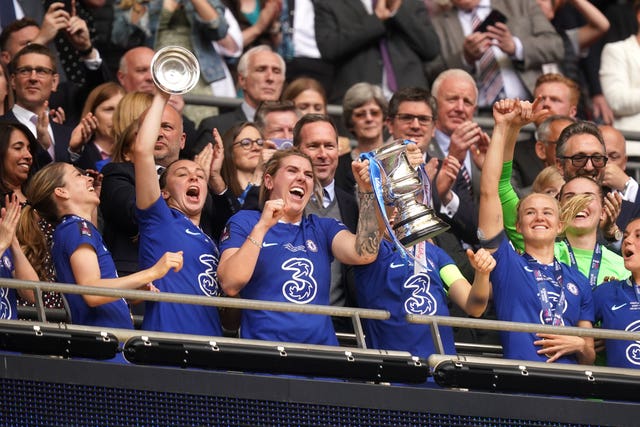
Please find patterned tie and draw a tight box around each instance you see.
[460,163,473,198]
[372,0,397,92]
[277,0,294,61]
[472,10,505,106]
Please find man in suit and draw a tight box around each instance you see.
[384,86,494,345]
[425,0,564,108]
[0,14,111,127]
[195,45,286,154]
[293,114,359,332]
[1,43,75,168]
[314,0,440,103]
[385,86,478,278]
[428,69,487,210]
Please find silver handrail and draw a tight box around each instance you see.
[407,314,640,355]
[2,277,388,349]
[5,276,640,361]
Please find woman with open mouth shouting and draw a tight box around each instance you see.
[217,147,382,345]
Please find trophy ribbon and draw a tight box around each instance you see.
[360,140,431,271]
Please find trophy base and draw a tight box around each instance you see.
[394,212,450,248]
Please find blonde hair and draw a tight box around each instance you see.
[515,192,563,231]
[532,166,564,195]
[559,193,594,236]
[112,91,153,143]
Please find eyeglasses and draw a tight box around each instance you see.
[353,109,383,120]
[233,138,265,149]
[14,66,56,78]
[558,154,608,168]
[394,113,433,126]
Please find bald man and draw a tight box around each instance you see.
[600,125,637,201]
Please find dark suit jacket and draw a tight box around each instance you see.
[49,60,112,128]
[74,140,103,171]
[335,185,358,234]
[335,153,356,198]
[421,146,479,282]
[1,110,73,170]
[427,139,481,204]
[99,161,239,275]
[425,0,564,96]
[511,133,545,194]
[314,0,440,103]
[333,186,359,324]
[192,107,248,158]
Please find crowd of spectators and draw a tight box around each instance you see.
[1,0,640,376]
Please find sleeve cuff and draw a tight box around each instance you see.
[512,37,524,61]
[439,191,460,218]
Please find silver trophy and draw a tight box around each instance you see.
[373,139,449,247]
[151,46,200,94]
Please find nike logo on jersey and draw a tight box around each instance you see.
[185,229,201,236]
[612,303,628,311]
[390,262,404,269]
[263,242,278,247]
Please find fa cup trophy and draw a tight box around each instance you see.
[150,46,200,94]
[370,139,450,247]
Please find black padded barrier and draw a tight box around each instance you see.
[0,324,118,359]
[1,353,639,426]
[123,336,429,383]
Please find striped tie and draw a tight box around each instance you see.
[460,163,473,198]
[472,11,505,106]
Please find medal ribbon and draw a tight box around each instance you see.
[522,253,566,326]
[564,239,602,290]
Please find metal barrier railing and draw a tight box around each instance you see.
[5,277,386,349]
[4,276,640,361]
[408,313,640,357]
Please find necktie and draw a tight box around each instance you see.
[277,0,294,61]
[472,10,505,106]
[322,188,331,208]
[0,0,17,30]
[460,163,473,198]
[372,0,397,92]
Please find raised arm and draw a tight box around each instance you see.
[570,0,610,51]
[218,200,285,296]
[134,91,170,210]
[479,99,542,247]
[331,160,382,266]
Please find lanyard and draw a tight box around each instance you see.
[237,183,253,206]
[564,239,602,290]
[626,278,640,304]
[523,253,566,326]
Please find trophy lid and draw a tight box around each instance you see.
[151,46,200,95]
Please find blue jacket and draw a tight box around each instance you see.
[112,0,229,83]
